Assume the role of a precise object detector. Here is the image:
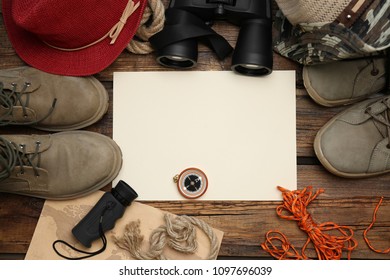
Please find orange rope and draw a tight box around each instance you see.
[261,186,358,260]
[363,197,390,254]
[261,231,307,260]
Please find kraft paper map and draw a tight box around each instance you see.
[25,191,223,260]
[113,71,296,200]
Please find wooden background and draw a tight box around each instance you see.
[0,1,389,260]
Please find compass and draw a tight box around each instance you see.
[173,168,208,199]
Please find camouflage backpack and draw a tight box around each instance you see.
[273,0,390,65]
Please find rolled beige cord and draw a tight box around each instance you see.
[114,214,220,260]
[126,0,165,54]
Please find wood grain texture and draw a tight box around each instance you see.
[0,0,389,260]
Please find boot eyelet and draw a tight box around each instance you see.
[371,69,379,76]
[25,82,31,87]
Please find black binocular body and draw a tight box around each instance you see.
[72,181,138,248]
[150,0,273,76]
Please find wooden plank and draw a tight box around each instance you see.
[0,194,44,253]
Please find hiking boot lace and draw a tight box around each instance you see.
[0,81,57,126]
[365,97,390,148]
[0,136,42,181]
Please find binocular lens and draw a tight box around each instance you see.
[232,64,272,76]
[231,19,273,76]
[158,56,195,68]
[156,39,198,69]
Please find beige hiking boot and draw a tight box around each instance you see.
[314,96,390,178]
[0,131,122,200]
[0,67,109,131]
[303,56,387,107]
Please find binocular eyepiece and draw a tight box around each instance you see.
[150,0,273,76]
[157,39,198,69]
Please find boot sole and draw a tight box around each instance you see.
[4,131,123,200]
[303,66,373,107]
[314,109,390,178]
[32,76,109,131]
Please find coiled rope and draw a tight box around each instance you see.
[261,186,358,260]
[126,0,165,54]
[114,214,219,260]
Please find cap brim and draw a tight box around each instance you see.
[2,0,147,76]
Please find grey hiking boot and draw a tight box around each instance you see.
[0,67,109,131]
[303,56,387,107]
[314,95,390,178]
[0,131,122,200]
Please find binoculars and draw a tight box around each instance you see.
[150,0,273,76]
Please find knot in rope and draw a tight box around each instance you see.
[109,0,141,44]
[164,215,198,253]
[127,0,165,54]
[114,214,219,260]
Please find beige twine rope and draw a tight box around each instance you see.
[126,0,165,54]
[114,214,220,260]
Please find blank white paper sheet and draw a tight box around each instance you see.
[113,71,296,200]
